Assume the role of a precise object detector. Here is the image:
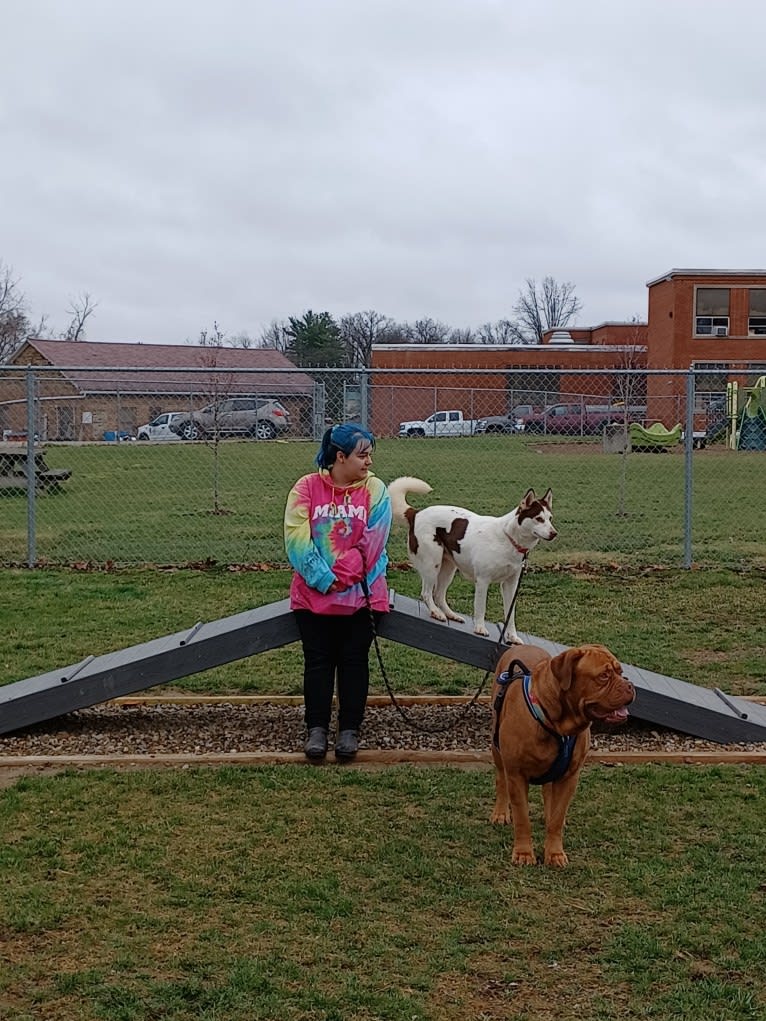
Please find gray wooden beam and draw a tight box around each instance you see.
[0,600,299,735]
[376,591,509,670]
[1,593,765,744]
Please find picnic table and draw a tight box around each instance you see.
[0,443,72,492]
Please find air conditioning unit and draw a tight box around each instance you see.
[714,326,728,337]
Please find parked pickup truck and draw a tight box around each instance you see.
[398,410,481,437]
[520,403,647,436]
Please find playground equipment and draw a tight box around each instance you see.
[628,421,682,451]
[1,594,765,744]
[736,375,766,451]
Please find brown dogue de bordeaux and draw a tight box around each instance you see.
[491,643,635,867]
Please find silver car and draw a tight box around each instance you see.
[172,398,291,441]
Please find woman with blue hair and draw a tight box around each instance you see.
[284,424,392,761]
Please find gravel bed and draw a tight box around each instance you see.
[1,702,765,758]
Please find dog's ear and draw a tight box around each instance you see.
[520,488,536,508]
[541,488,553,509]
[550,648,584,691]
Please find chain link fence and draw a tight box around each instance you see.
[1,363,763,570]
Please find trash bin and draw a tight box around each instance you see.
[602,423,631,454]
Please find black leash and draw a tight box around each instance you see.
[362,554,528,734]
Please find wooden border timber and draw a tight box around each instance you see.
[2,750,766,770]
[110,694,766,707]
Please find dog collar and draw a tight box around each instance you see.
[508,536,529,555]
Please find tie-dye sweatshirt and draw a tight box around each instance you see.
[284,469,392,614]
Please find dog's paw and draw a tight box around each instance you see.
[490,809,511,825]
[502,633,522,645]
[445,611,465,623]
[429,609,448,622]
[544,850,569,868]
[474,624,490,637]
[511,848,537,866]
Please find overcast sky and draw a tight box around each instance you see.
[2,0,765,346]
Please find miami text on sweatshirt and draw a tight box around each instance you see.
[284,470,392,614]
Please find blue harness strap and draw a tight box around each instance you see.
[493,664,578,785]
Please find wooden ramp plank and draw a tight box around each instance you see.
[0,600,299,735]
[1,593,765,745]
[513,629,766,743]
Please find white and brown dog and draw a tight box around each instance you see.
[387,477,557,644]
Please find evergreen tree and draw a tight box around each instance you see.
[285,310,346,367]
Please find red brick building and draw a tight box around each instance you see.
[646,269,766,366]
[371,323,648,435]
[371,269,766,434]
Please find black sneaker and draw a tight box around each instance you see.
[334,730,359,761]
[304,727,328,760]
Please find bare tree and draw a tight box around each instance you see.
[512,276,582,344]
[29,312,50,338]
[448,327,477,344]
[613,322,648,517]
[0,261,32,361]
[259,319,290,353]
[339,310,393,367]
[62,292,97,342]
[228,331,254,349]
[195,343,236,515]
[477,319,525,345]
[198,321,226,347]
[375,321,411,345]
[409,317,451,344]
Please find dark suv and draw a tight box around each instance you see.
[171,398,290,440]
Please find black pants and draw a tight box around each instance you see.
[294,609,379,732]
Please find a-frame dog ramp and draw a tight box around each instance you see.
[1,593,765,744]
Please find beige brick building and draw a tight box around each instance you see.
[1,339,315,440]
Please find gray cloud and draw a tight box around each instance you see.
[3,0,766,343]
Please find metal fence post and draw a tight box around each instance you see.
[360,368,370,431]
[26,365,37,567]
[313,381,326,440]
[683,368,695,568]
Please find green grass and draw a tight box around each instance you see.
[1,437,764,568]
[2,446,764,1021]
[2,566,764,696]
[1,764,764,1020]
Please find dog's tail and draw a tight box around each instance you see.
[387,476,432,522]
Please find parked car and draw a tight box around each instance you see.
[398,409,480,437]
[473,414,520,434]
[171,398,290,441]
[136,412,185,441]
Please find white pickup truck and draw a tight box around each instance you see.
[398,409,480,438]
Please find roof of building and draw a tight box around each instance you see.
[13,339,316,396]
[646,268,766,287]
[587,320,648,329]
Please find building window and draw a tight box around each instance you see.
[749,290,766,335]
[693,362,728,406]
[695,288,729,336]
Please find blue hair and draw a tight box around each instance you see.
[315,423,375,469]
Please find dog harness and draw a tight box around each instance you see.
[493,661,577,785]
